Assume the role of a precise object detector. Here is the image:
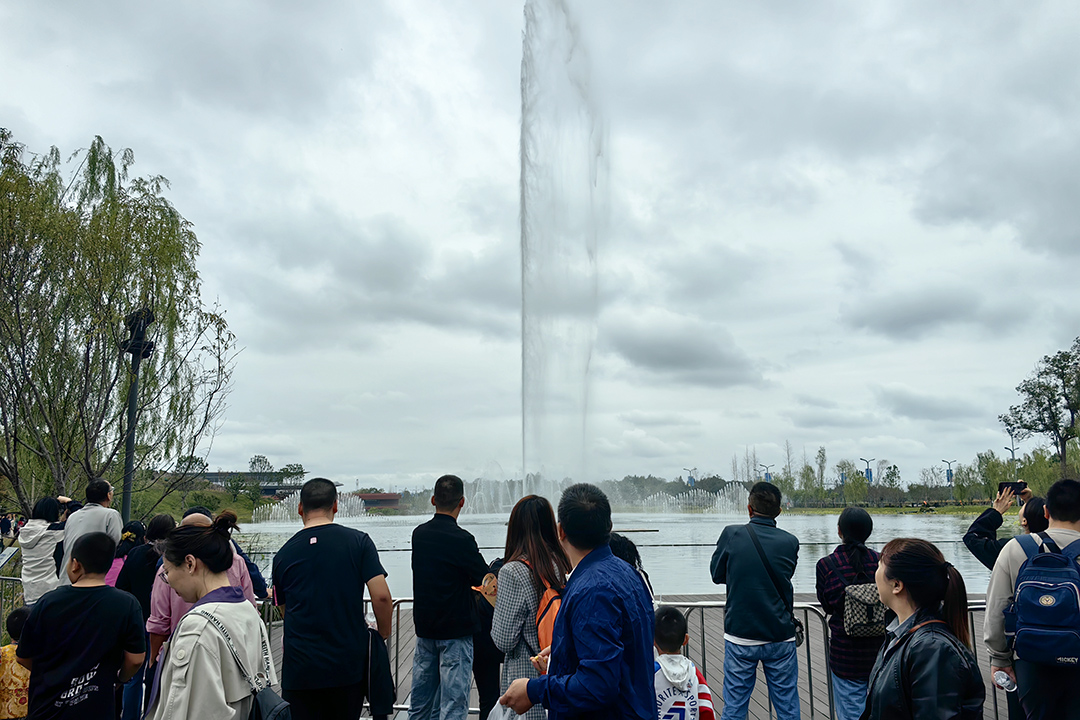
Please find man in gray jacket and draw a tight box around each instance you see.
[58,479,122,586]
[710,481,800,720]
[986,478,1080,719]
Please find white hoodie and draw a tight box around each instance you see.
[19,519,65,603]
[655,654,715,720]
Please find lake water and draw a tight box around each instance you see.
[242,512,999,600]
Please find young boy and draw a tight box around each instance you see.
[17,532,145,719]
[0,607,30,719]
[654,606,715,720]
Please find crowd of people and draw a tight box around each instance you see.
[0,472,1077,719]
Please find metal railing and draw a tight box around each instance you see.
[657,600,835,720]
[0,569,1010,720]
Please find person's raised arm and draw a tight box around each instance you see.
[367,574,393,640]
[964,504,1007,571]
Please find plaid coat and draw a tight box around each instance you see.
[491,560,545,720]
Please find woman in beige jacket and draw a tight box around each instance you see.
[145,511,276,720]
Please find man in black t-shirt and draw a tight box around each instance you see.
[272,478,393,720]
[408,474,489,720]
[18,532,145,720]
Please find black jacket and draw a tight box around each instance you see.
[963,509,1010,571]
[411,513,489,639]
[861,609,984,720]
[710,516,799,642]
[115,543,159,622]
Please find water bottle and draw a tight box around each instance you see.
[993,670,1017,693]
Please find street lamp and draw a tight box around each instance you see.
[942,459,957,486]
[1005,432,1020,483]
[759,463,774,481]
[859,457,875,483]
[120,308,155,523]
[683,467,697,488]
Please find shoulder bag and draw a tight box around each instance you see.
[824,554,887,637]
[192,609,291,720]
[746,524,804,647]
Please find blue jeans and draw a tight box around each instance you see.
[831,673,868,720]
[721,640,800,720]
[408,636,473,720]
[121,631,149,720]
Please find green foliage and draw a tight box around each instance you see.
[0,130,235,514]
[835,459,868,505]
[1018,447,1061,496]
[224,474,247,501]
[189,491,221,512]
[243,477,264,508]
[280,463,306,487]
[1000,338,1080,477]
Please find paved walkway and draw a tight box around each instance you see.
[266,594,1009,719]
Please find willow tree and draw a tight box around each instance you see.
[0,129,235,515]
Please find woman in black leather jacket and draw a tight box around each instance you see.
[861,538,985,720]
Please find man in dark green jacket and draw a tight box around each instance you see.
[710,482,800,720]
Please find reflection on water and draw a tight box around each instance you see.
[244,512,1005,600]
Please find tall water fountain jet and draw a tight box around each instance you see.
[520,0,608,486]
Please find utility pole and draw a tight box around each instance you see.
[120,309,155,523]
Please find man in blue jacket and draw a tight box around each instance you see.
[499,483,654,720]
[710,481,800,720]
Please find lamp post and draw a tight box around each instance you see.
[1005,432,1020,483]
[942,459,956,485]
[759,463,774,482]
[860,457,875,483]
[120,309,155,523]
[683,467,698,488]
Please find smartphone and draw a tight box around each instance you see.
[998,481,1027,495]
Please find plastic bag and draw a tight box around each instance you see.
[490,704,519,720]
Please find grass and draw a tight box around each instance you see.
[129,486,262,524]
[784,504,986,516]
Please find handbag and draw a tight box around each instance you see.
[746,524,805,647]
[192,610,291,720]
[824,555,886,637]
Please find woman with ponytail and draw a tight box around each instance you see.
[863,538,984,720]
[144,511,276,720]
[491,495,571,720]
[815,508,884,720]
[105,520,146,586]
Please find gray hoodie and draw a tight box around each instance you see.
[19,519,65,603]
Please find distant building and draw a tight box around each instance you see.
[202,471,314,497]
[357,492,401,510]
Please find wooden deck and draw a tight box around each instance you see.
[266,595,1011,720]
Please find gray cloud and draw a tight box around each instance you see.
[875,384,984,422]
[841,285,1031,340]
[602,312,764,388]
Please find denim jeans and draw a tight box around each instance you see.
[721,640,800,720]
[121,631,149,720]
[830,673,868,720]
[408,636,474,720]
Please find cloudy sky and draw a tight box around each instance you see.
[3,1,1078,491]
